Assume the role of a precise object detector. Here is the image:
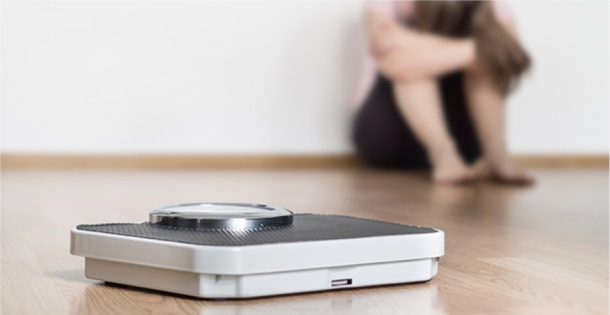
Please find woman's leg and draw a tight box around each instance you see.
[463,68,533,184]
[353,76,429,169]
[392,79,475,184]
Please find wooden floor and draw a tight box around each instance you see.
[2,168,608,314]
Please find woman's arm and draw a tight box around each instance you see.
[366,13,476,82]
[365,11,400,58]
[366,5,522,83]
[376,37,476,83]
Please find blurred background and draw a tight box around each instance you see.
[1,0,608,163]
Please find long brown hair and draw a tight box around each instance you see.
[413,1,531,95]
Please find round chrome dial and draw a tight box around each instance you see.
[149,203,293,230]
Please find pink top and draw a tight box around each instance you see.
[354,0,514,108]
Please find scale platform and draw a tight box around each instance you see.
[70,203,444,299]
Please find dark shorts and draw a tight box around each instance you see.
[352,72,481,169]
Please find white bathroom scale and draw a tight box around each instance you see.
[70,203,445,299]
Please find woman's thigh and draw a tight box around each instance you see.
[352,76,430,169]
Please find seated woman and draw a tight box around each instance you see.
[353,0,533,185]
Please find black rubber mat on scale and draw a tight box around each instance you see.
[77,214,438,247]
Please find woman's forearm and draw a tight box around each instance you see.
[377,37,477,82]
[365,11,400,58]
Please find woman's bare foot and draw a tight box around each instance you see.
[472,158,493,178]
[473,158,534,186]
[431,149,476,185]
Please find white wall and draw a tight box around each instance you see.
[508,1,609,154]
[2,1,608,155]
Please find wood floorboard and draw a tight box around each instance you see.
[1,169,608,314]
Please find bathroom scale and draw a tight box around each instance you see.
[70,203,445,299]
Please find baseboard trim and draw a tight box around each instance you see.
[1,154,607,169]
[0,154,363,169]
[513,155,608,168]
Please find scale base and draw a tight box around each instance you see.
[85,257,439,299]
